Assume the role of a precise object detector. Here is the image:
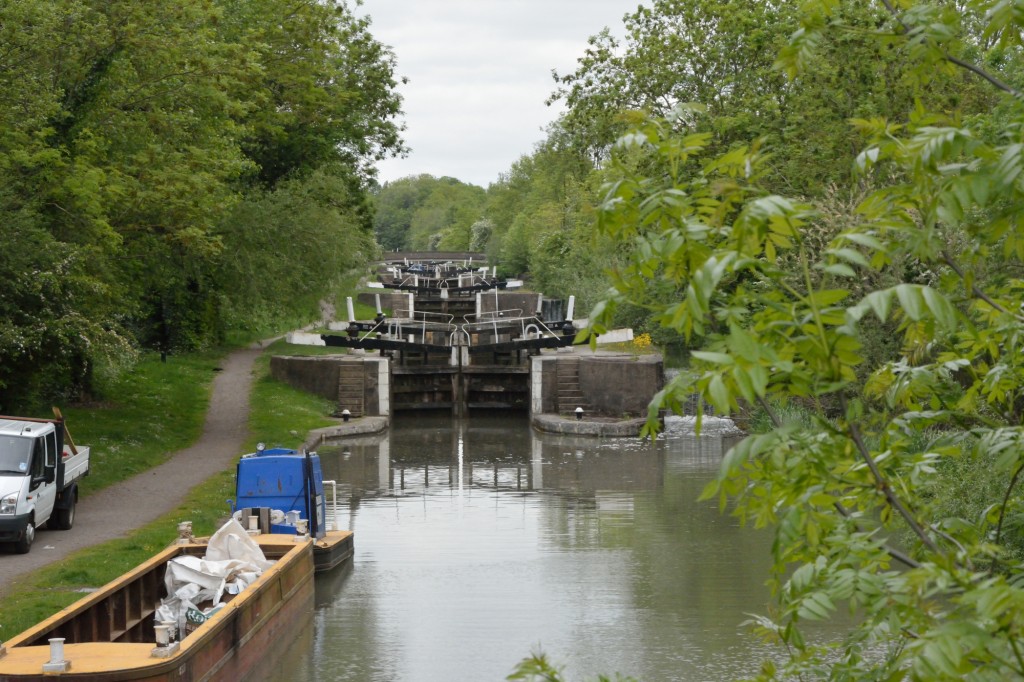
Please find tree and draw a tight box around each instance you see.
[586,2,1024,678]
[223,0,407,187]
[551,0,994,196]
[551,1,795,159]
[373,175,485,251]
[483,130,612,304]
[0,0,404,407]
[0,199,133,409]
[373,175,436,250]
[215,164,378,332]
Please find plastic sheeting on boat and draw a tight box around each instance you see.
[155,518,276,638]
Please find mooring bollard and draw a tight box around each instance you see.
[151,623,181,658]
[42,637,70,672]
[575,407,584,421]
[176,520,194,545]
[154,625,170,647]
[160,620,177,642]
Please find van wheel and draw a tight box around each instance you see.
[53,498,75,530]
[14,519,34,554]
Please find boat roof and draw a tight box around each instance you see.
[0,418,54,438]
[242,447,307,458]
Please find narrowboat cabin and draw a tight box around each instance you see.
[234,445,353,572]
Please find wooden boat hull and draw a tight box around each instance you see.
[0,535,313,681]
[313,530,354,573]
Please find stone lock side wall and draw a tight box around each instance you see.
[269,355,386,416]
[530,356,561,415]
[359,359,384,415]
[578,354,663,417]
[270,355,342,401]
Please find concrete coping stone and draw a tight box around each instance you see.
[304,413,654,445]
[530,413,650,437]
[304,417,389,450]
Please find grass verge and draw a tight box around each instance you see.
[248,339,341,448]
[63,351,222,494]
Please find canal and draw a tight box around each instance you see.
[256,413,783,681]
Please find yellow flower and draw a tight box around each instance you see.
[632,333,652,352]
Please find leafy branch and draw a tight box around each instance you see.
[756,395,922,569]
[841,394,943,555]
[941,250,1024,323]
[878,0,1024,99]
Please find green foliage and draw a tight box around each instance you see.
[507,653,638,682]
[483,131,612,310]
[0,0,403,408]
[552,1,795,162]
[584,2,1024,678]
[0,210,133,409]
[216,166,379,336]
[468,218,495,251]
[229,0,406,186]
[62,351,220,492]
[248,341,341,448]
[373,174,486,251]
[552,0,995,197]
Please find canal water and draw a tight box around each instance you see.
[257,413,784,682]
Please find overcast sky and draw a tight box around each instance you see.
[359,0,642,188]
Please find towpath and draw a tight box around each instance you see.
[0,346,263,597]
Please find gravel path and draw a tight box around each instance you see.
[0,346,263,597]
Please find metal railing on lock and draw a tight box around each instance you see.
[386,309,456,344]
[449,327,471,348]
[459,309,563,345]
[449,272,493,289]
[410,272,491,292]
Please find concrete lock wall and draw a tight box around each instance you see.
[532,357,560,415]
[578,354,663,417]
[271,352,662,421]
[269,355,386,416]
[356,360,384,415]
[269,355,341,401]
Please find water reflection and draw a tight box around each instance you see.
[256,414,781,682]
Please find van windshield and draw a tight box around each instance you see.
[0,435,33,475]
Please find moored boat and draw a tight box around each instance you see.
[0,528,314,681]
[233,444,353,572]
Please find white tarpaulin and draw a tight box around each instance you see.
[155,518,275,638]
